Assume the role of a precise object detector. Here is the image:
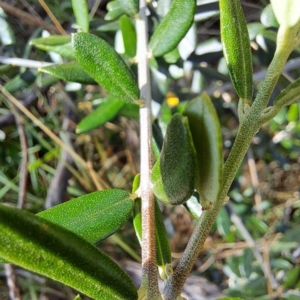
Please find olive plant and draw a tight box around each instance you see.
[1,0,300,299]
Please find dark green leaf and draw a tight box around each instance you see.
[40,62,97,84]
[76,98,125,133]
[4,71,36,93]
[72,0,90,32]
[149,0,196,57]
[0,204,137,300]
[38,189,135,244]
[284,267,300,288]
[73,32,140,103]
[151,113,196,205]
[120,15,136,57]
[220,0,253,102]
[183,93,223,204]
[30,36,74,59]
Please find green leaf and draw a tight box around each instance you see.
[274,77,300,107]
[151,113,196,205]
[0,204,137,300]
[149,0,196,57]
[260,4,279,28]
[105,1,125,21]
[120,15,136,57]
[73,32,140,103]
[76,98,125,133]
[118,103,139,119]
[117,0,139,16]
[40,62,97,84]
[183,93,223,204]
[71,0,90,32]
[4,71,36,93]
[30,36,74,59]
[38,189,135,244]
[284,267,300,288]
[270,0,300,28]
[219,0,253,102]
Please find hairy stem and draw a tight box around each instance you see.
[137,1,161,298]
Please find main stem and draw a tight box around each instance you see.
[137,1,160,298]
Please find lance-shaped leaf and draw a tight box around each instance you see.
[38,189,135,244]
[149,0,196,57]
[120,15,137,57]
[73,32,140,103]
[76,98,125,133]
[220,0,253,103]
[117,0,139,16]
[0,204,137,300]
[274,77,300,107]
[105,1,125,21]
[183,93,223,204]
[40,62,96,85]
[31,36,74,59]
[72,0,90,32]
[151,113,196,205]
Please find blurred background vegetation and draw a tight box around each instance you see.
[0,0,300,299]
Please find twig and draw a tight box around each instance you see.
[137,0,160,298]
[38,0,67,35]
[0,85,105,191]
[0,1,59,34]
[0,56,53,69]
[4,264,21,300]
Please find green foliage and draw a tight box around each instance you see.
[71,0,90,32]
[30,36,74,59]
[219,0,253,103]
[77,97,125,133]
[183,93,223,206]
[151,113,196,205]
[149,0,196,57]
[2,1,300,299]
[72,32,140,103]
[38,189,135,243]
[0,204,137,300]
[40,62,97,84]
